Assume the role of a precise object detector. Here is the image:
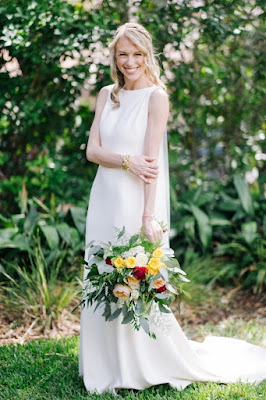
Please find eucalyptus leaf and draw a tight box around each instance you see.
[159,303,171,313]
[140,317,150,334]
[159,266,168,281]
[155,293,170,300]
[97,259,114,274]
[108,307,123,321]
[87,245,101,259]
[121,310,134,324]
[165,282,177,294]
[135,298,143,315]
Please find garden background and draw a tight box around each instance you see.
[0,0,265,399]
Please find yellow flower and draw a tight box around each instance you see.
[114,257,124,268]
[153,248,164,258]
[148,257,161,275]
[125,256,136,268]
[161,263,167,269]
[149,257,160,268]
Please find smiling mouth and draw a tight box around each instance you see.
[124,67,139,74]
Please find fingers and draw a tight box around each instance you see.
[145,156,156,162]
[144,171,158,179]
[139,175,152,184]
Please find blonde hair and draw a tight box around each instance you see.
[108,22,166,108]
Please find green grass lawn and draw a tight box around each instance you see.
[1,318,265,400]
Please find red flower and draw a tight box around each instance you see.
[133,266,148,280]
[156,285,166,293]
[106,257,112,265]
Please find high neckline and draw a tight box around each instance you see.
[121,85,157,92]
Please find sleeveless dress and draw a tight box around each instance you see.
[79,84,266,395]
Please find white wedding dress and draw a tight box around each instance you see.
[79,84,266,395]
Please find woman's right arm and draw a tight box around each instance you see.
[86,86,159,184]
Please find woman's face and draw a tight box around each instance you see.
[115,36,146,83]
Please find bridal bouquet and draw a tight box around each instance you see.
[76,226,189,339]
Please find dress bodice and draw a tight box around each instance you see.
[99,84,159,155]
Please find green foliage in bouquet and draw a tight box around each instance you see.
[74,227,189,339]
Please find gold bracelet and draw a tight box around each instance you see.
[122,155,130,171]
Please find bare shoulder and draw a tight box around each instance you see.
[95,84,112,114]
[149,87,169,114]
[97,85,112,101]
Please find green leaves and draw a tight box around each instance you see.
[234,175,254,217]
[39,225,59,250]
[121,310,134,324]
[24,205,39,235]
[190,204,212,249]
[70,207,86,235]
[108,307,122,321]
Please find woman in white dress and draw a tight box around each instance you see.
[79,22,266,395]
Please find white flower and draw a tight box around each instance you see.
[133,245,145,254]
[122,245,144,259]
[135,252,148,267]
[131,289,139,301]
[245,167,259,184]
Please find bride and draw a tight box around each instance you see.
[79,22,266,395]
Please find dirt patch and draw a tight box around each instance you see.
[0,287,265,346]
[172,286,266,338]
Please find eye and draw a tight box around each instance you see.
[135,53,142,56]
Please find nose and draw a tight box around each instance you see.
[125,54,134,66]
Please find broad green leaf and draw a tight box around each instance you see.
[234,174,254,217]
[24,205,38,235]
[56,223,72,245]
[40,225,59,249]
[70,207,86,234]
[241,221,258,245]
[0,228,18,241]
[219,193,241,211]
[209,217,231,226]
[190,204,212,249]
[11,214,25,226]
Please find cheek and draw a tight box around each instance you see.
[139,58,146,69]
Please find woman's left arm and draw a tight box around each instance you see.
[142,88,169,242]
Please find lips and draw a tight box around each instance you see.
[124,67,139,74]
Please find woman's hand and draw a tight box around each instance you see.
[129,155,159,184]
[142,216,163,243]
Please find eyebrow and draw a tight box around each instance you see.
[117,50,142,53]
